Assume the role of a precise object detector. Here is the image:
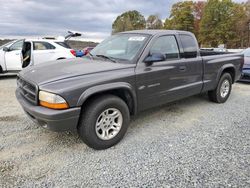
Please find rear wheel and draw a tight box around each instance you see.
[208,73,232,103]
[78,95,130,150]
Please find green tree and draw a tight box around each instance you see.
[227,3,248,48]
[164,1,195,33]
[199,0,243,48]
[193,1,206,43]
[112,10,146,34]
[146,15,163,29]
[243,0,250,47]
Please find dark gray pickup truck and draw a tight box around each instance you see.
[16,30,244,149]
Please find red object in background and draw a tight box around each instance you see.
[83,47,94,55]
[70,49,76,56]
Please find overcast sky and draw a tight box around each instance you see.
[0,0,247,41]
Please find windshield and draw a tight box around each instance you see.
[90,34,149,62]
[0,40,14,49]
[243,48,250,57]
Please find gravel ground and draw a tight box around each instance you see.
[0,77,249,187]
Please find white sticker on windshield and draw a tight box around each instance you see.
[128,36,146,41]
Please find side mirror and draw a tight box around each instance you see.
[3,47,10,52]
[144,53,165,64]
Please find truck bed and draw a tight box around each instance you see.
[200,50,231,56]
[201,52,243,92]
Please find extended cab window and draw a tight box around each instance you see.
[150,35,180,60]
[33,42,55,50]
[180,35,198,58]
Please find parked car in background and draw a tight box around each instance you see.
[227,49,244,53]
[16,30,243,150]
[75,50,84,57]
[75,47,95,57]
[240,48,250,82]
[201,47,228,52]
[0,38,76,74]
[0,31,82,75]
[83,47,94,55]
[0,40,24,74]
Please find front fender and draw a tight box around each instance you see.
[77,82,137,114]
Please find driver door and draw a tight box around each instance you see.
[136,35,203,111]
[4,40,24,71]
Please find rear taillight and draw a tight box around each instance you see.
[70,49,76,56]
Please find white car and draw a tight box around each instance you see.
[0,38,76,74]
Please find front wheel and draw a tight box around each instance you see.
[78,95,130,150]
[208,73,232,103]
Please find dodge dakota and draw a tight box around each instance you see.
[16,30,244,150]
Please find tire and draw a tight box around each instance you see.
[78,94,130,150]
[208,73,232,103]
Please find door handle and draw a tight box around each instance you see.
[16,53,20,55]
[179,66,187,72]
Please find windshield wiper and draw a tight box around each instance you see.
[95,54,117,63]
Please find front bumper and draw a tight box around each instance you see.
[16,90,81,132]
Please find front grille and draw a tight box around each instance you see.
[17,76,38,105]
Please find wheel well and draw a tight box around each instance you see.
[81,89,136,115]
[222,67,235,83]
[57,57,66,60]
[0,65,2,73]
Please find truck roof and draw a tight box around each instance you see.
[121,30,193,36]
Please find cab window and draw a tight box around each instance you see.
[150,35,180,60]
[33,42,55,50]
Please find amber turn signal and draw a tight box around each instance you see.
[39,101,69,110]
[39,91,69,110]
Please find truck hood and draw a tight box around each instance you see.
[19,57,135,85]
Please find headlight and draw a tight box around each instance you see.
[39,91,69,109]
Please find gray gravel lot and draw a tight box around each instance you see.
[0,77,249,187]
